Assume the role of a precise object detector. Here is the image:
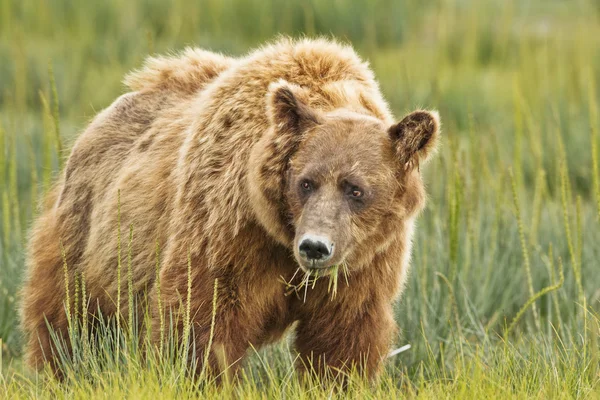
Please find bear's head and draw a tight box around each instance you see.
[248,80,440,275]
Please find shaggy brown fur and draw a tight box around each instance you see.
[20,37,440,381]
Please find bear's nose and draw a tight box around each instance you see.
[298,235,333,262]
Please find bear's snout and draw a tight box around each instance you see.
[298,234,333,266]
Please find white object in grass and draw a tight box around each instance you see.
[387,344,411,358]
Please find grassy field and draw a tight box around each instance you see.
[1,0,600,398]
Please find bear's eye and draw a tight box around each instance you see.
[350,187,363,198]
[300,180,313,192]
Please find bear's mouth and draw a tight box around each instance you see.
[298,258,347,277]
[283,261,350,301]
[307,266,335,276]
[298,259,337,275]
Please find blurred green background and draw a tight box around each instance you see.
[1,0,600,396]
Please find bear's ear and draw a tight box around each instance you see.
[266,80,322,134]
[388,110,440,170]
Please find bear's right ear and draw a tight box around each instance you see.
[266,80,322,134]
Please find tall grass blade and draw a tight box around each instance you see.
[505,257,565,338]
[47,61,62,168]
[509,168,540,330]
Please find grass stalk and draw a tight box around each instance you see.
[8,125,20,243]
[128,223,134,342]
[0,123,4,190]
[1,191,9,253]
[559,163,586,322]
[448,165,462,281]
[81,271,89,364]
[509,169,540,330]
[47,61,62,168]
[60,242,73,343]
[182,250,193,373]
[155,239,164,353]
[505,257,565,338]
[436,272,462,338]
[38,91,55,190]
[546,245,562,332]
[559,161,588,362]
[588,69,600,220]
[26,134,38,214]
[116,190,122,344]
[530,169,546,244]
[200,278,219,380]
[512,80,523,186]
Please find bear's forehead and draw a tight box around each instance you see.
[296,153,393,181]
[303,118,391,159]
[293,123,396,182]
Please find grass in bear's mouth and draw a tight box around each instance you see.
[280,263,350,301]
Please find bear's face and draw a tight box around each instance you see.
[250,80,440,274]
[287,117,399,272]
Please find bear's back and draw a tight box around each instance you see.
[197,38,393,123]
[124,47,235,94]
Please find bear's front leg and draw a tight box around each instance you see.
[150,253,247,380]
[153,244,288,382]
[293,291,397,382]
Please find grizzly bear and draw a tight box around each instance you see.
[20,38,440,380]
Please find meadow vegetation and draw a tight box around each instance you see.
[1,0,600,397]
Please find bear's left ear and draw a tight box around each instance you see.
[266,80,322,134]
[388,110,441,169]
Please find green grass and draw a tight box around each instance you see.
[1,0,600,398]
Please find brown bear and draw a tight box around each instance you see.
[20,37,440,381]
